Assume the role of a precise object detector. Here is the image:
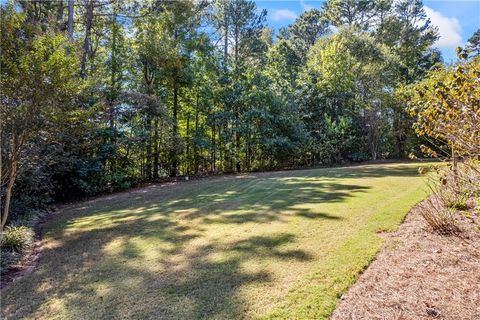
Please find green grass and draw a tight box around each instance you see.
[1,163,431,319]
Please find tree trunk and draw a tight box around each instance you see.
[194,94,199,174]
[246,129,252,171]
[211,121,216,173]
[223,3,229,69]
[56,0,64,31]
[145,116,152,180]
[186,113,190,175]
[0,115,3,227]
[218,124,223,172]
[153,117,159,179]
[67,0,74,39]
[235,111,241,173]
[452,144,458,190]
[1,160,17,229]
[31,0,40,27]
[80,0,94,79]
[107,14,118,177]
[392,103,408,158]
[1,131,25,229]
[141,148,145,178]
[109,16,117,135]
[171,82,179,177]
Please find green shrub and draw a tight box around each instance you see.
[1,226,34,252]
[443,190,469,211]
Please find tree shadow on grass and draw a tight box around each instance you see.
[1,164,421,319]
[54,176,365,232]
[57,163,419,231]
[1,225,310,319]
[134,178,370,223]
[318,164,423,179]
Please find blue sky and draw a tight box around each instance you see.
[256,0,480,62]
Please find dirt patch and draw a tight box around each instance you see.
[331,200,480,320]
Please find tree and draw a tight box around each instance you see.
[408,55,480,158]
[1,0,453,230]
[376,0,440,157]
[156,1,200,177]
[466,29,480,58]
[67,0,74,39]
[210,0,266,173]
[1,6,79,228]
[281,9,330,63]
[182,35,221,174]
[264,39,302,98]
[324,0,390,30]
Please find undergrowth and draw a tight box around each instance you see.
[420,160,479,234]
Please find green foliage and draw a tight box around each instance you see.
[408,56,480,157]
[348,152,371,163]
[1,0,445,227]
[0,225,35,272]
[466,29,480,57]
[283,8,330,62]
[1,226,34,252]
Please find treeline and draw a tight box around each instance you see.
[0,0,471,226]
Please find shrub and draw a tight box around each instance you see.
[440,162,480,211]
[408,56,480,158]
[1,226,34,252]
[419,194,459,234]
[421,161,480,234]
[440,188,469,211]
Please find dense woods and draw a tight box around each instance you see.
[0,0,478,228]
[1,2,479,318]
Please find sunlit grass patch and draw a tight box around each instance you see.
[1,163,431,319]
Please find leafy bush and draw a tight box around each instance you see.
[7,210,46,229]
[9,164,52,222]
[1,226,34,252]
[408,56,480,158]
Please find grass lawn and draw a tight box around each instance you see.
[1,163,431,319]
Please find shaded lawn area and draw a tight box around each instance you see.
[1,163,431,319]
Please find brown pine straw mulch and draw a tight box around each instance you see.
[331,199,480,320]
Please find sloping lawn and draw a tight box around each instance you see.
[1,163,431,319]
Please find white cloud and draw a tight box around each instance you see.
[272,9,298,21]
[424,6,463,49]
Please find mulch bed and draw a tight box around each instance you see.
[331,199,480,320]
